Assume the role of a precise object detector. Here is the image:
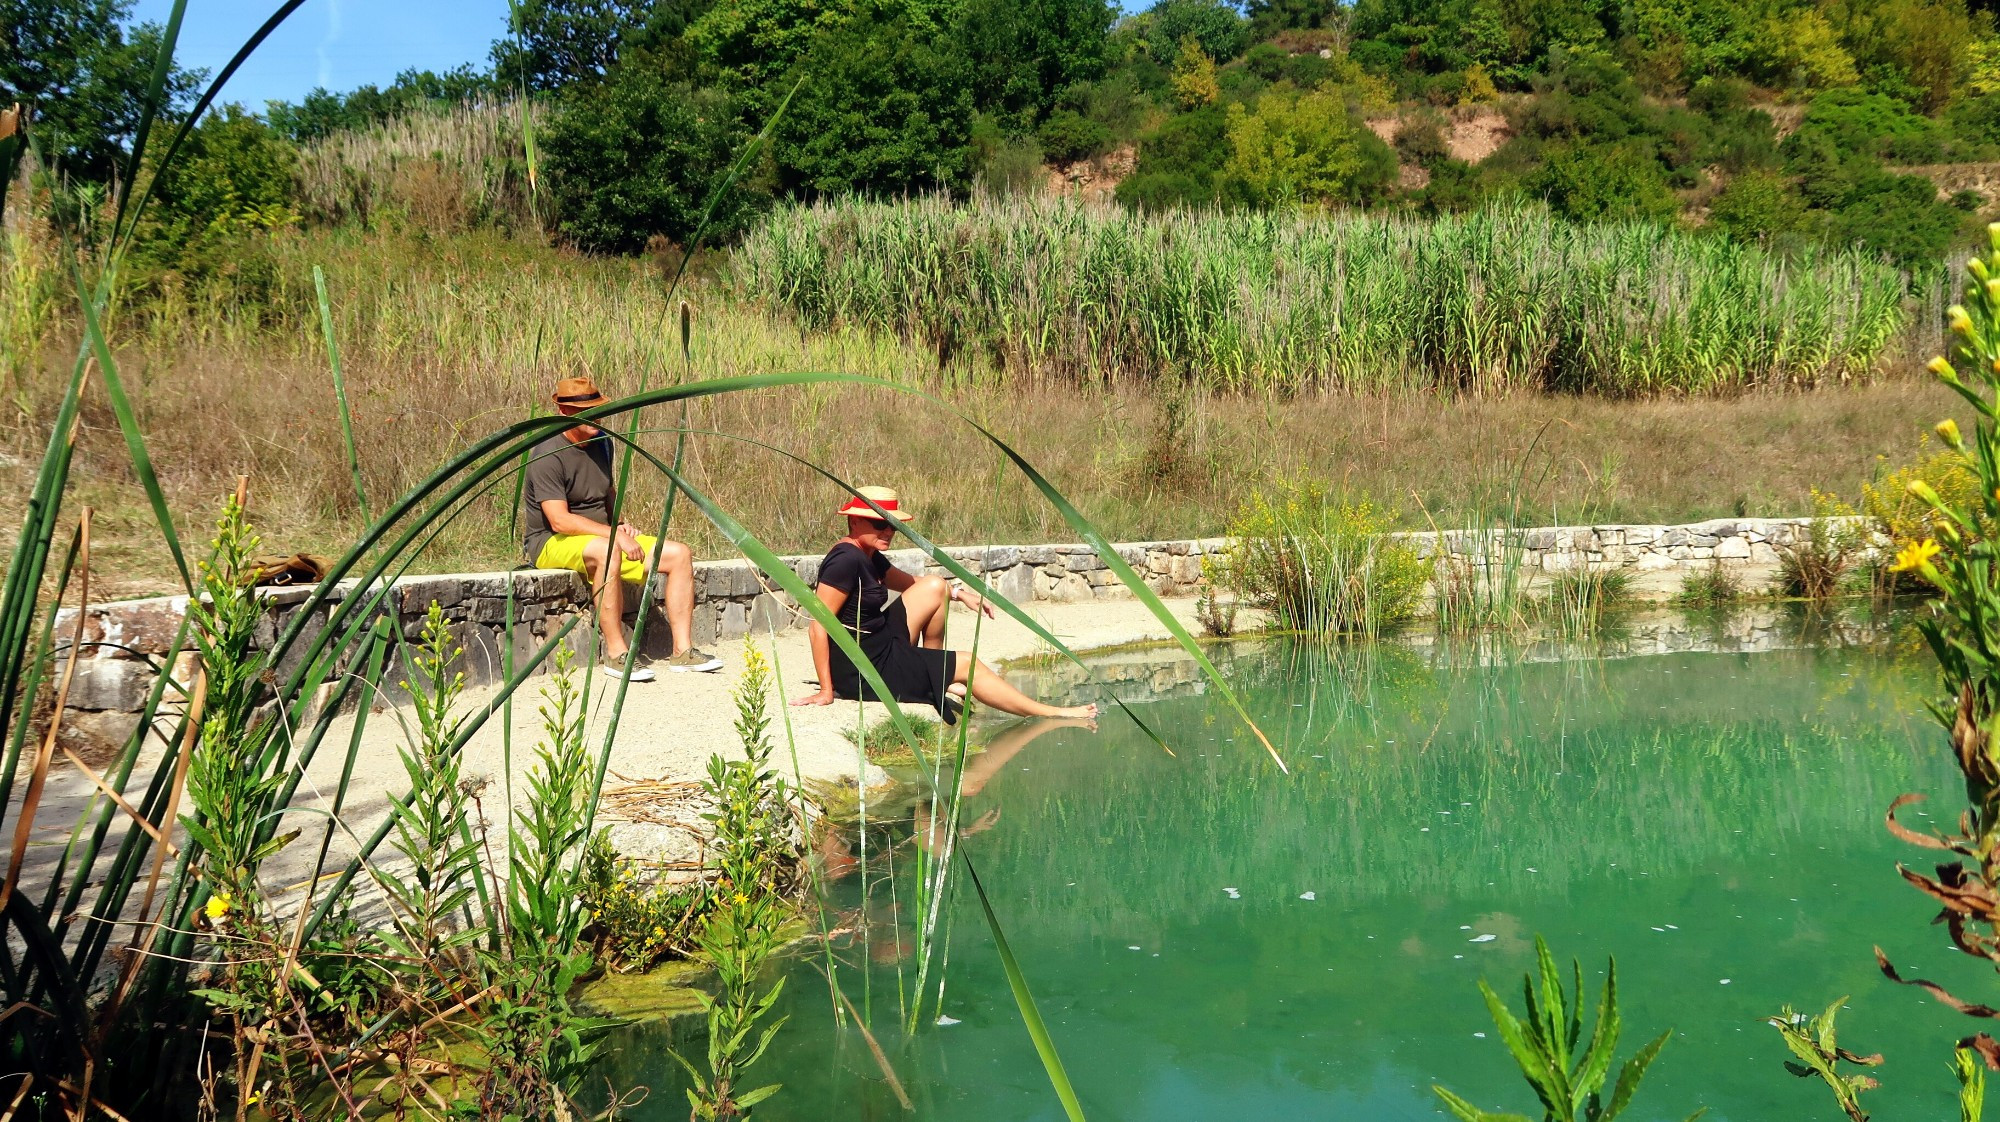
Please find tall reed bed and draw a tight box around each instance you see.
[294,99,537,234]
[737,195,1933,395]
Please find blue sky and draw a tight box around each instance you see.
[132,0,515,109]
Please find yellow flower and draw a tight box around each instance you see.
[205,891,232,920]
[1890,538,1942,573]
[1938,418,1964,449]
[1930,356,1957,378]
[1951,305,1974,335]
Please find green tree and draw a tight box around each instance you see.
[961,0,1114,128]
[773,10,973,197]
[491,0,703,91]
[542,56,758,253]
[1746,8,1858,93]
[1148,0,1249,64]
[1221,85,1365,207]
[1246,0,1342,39]
[1835,0,1975,112]
[0,0,201,182]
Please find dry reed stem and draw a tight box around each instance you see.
[0,507,87,911]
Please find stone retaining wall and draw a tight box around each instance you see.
[46,516,1843,746]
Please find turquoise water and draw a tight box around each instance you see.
[603,624,1996,1120]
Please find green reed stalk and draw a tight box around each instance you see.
[313,264,371,520]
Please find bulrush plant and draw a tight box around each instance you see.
[1778,489,1866,601]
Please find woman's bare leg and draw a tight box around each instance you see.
[951,654,1096,720]
[900,575,950,648]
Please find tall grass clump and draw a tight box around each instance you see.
[737,193,1926,395]
[1221,482,1426,635]
[1778,490,1865,600]
[294,99,536,234]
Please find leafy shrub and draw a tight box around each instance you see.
[1708,170,1807,243]
[1531,141,1679,224]
[1148,0,1249,63]
[841,713,951,768]
[1119,103,1228,207]
[1038,108,1113,164]
[543,63,758,253]
[1222,482,1427,634]
[973,123,1047,194]
[1782,89,1946,164]
[1222,85,1366,207]
[1245,42,1288,81]
[1396,112,1450,168]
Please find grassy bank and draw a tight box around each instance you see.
[739,195,1938,394]
[1,226,1966,599]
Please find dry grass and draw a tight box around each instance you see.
[1,227,1966,600]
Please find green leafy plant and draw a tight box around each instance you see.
[1433,936,1701,1122]
[582,834,710,973]
[1529,568,1633,635]
[675,648,803,1119]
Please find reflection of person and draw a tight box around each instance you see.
[523,376,721,681]
[912,717,1093,853]
[790,486,1097,721]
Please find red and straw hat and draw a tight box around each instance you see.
[551,376,610,409]
[837,486,914,521]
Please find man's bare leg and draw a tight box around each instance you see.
[654,539,697,655]
[581,537,631,660]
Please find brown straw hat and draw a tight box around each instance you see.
[551,376,610,409]
[837,485,914,521]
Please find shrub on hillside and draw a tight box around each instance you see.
[1118,103,1229,207]
[1530,141,1678,224]
[1396,112,1451,168]
[1220,85,1367,207]
[542,62,757,254]
[1148,0,1249,63]
[1039,108,1114,164]
[1708,170,1808,243]
[130,105,298,285]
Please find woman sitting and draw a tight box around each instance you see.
[791,486,1097,722]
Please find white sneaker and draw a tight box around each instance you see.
[601,662,656,683]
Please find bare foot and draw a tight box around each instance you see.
[1053,704,1098,725]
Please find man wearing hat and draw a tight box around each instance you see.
[523,376,721,680]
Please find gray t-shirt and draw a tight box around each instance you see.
[523,432,614,563]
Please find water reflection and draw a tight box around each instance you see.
[604,609,1973,1122]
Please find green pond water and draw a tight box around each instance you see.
[601,618,2000,1121]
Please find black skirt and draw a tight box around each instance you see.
[829,600,960,723]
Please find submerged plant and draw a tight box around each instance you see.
[1433,936,1700,1122]
[1767,998,1883,1121]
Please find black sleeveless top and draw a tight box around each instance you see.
[816,542,893,634]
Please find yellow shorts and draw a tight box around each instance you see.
[536,532,658,585]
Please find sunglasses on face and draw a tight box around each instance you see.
[862,518,896,534]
